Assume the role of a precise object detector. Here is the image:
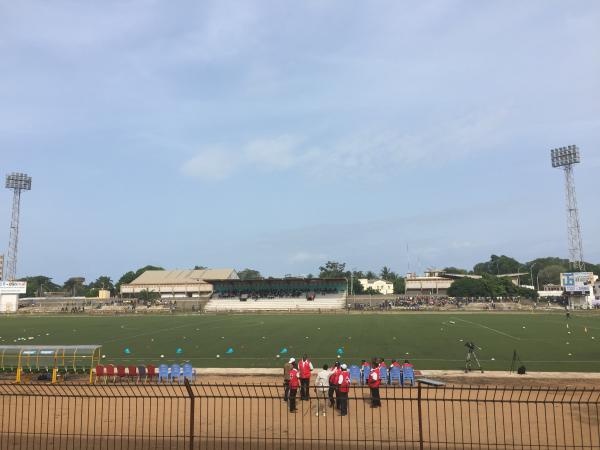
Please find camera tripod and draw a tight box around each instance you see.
[464,343,484,373]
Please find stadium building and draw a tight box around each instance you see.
[120,268,239,299]
[204,278,347,311]
[120,270,348,311]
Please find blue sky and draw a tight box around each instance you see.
[1,1,599,284]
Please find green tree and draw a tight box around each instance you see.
[448,274,537,299]
[63,277,86,297]
[137,289,160,302]
[319,261,346,278]
[238,268,262,280]
[364,287,380,295]
[473,255,522,275]
[364,270,377,280]
[194,265,207,270]
[380,266,395,281]
[87,276,115,297]
[448,278,487,297]
[537,264,565,286]
[19,276,60,297]
[392,278,405,295]
[443,267,469,275]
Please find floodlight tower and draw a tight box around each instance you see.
[4,172,32,281]
[550,146,585,271]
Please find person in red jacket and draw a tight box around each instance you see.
[298,354,314,400]
[337,364,351,416]
[368,361,381,408]
[328,361,340,408]
[288,361,300,413]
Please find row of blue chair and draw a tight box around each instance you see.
[157,363,196,383]
[348,365,415,386]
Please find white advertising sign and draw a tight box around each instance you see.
[0,281,27,294]
[561,272,593,293]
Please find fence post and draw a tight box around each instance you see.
[184,378,195,450]
[417,382,424,450]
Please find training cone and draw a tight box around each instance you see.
[226,347,234,354]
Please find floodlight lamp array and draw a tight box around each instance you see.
[5,173,32,190]
[551,145,580,168]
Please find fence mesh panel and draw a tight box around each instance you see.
[0,382,599,449]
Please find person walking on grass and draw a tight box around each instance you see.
[368,361,381,408]
[298,354,313,400]
[283,357,294,402]
[288,361,300,413]
[314,364,331,417]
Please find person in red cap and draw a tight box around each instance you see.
[298,354,314,400]
[337,364,351,416]
[288,360,300,413]
[368,361,381,408]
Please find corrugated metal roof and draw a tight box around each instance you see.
[130,269,238,285]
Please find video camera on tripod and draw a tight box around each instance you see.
[464,341,484,373]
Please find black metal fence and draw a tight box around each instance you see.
[1,382,599,449]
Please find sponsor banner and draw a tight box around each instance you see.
[561,272,593,293]
[0,281,27,294]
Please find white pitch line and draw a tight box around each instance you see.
[453,317,520,341]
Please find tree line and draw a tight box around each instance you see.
[18,254,599,298]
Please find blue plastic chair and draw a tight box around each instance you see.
[361,366,371,385]
[170,364,182,384]
[182,363,196,382]
[158,364,169,383]
[402,366,415,386]
[390,366,402,385]
[379,366,388,385]
[348,365,361,384]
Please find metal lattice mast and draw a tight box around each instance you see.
[551,146,585,271]
[5,173,32,281]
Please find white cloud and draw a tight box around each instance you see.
[180,147,238,180]
[244,135,303,170]
[181,107,509,182]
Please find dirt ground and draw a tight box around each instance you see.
[1,375,600,449]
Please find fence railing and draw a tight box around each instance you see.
[1,382,599,449]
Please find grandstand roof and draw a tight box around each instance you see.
[129,269,238,285]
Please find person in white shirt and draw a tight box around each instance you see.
[314,364,331,416]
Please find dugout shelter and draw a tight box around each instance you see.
[0,345,102,383]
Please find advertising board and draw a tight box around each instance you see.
[0,281,27,294]
[561,272,593,294]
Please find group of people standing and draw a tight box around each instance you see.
[283,355,414,416]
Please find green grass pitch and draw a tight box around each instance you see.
[1,313,599,372]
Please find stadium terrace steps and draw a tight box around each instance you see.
[204,295,346,312]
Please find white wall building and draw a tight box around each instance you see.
[358,278,394,295]
[0,281,27,313]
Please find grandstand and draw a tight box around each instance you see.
[205,278,347,312]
